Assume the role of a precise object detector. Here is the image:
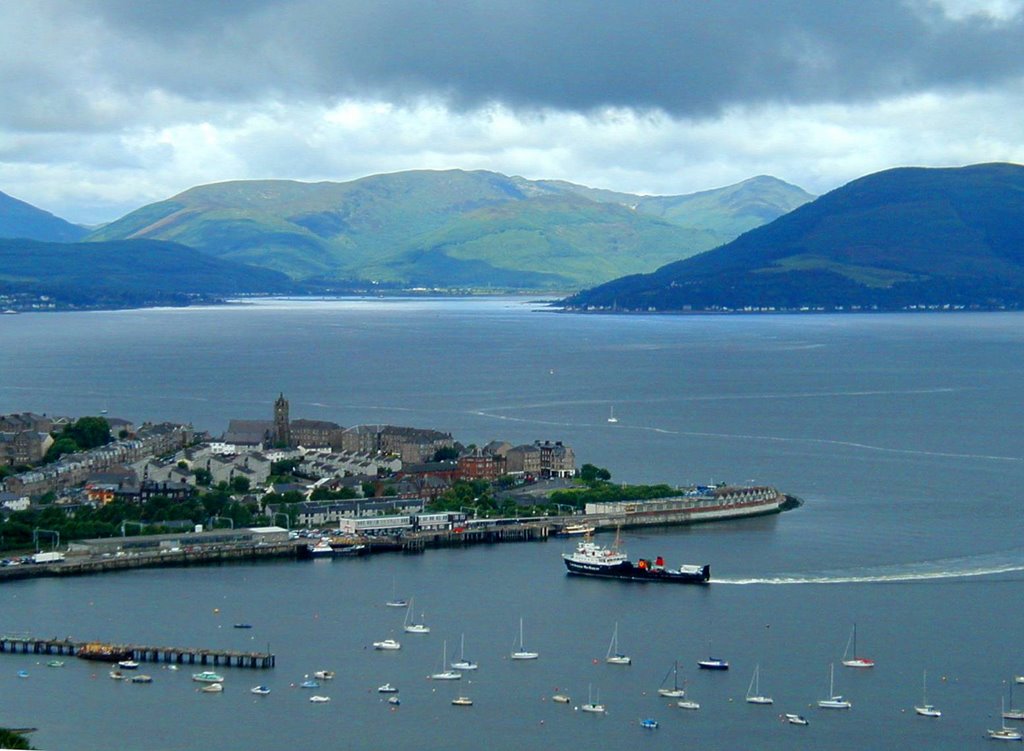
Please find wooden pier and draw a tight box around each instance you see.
[0,635,274,669]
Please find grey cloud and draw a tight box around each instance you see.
[8,0,1024,126]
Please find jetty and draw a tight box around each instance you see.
[0,635,274,669]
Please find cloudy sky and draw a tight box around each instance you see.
[2,0,1023,224]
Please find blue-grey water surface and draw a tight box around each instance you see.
[1,298,1023,750]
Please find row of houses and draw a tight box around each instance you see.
[1,422,194,497]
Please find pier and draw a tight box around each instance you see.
[0,635,275,669]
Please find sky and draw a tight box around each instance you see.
[2,0,1024,225]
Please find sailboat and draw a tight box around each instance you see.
[745,663,773,705]
[605,622,631,665]
[607,407,618,423]
[580,683,606,713]
[403,598,430,634]
[430,640,462,680]
[450,633,478,671]
[385,577,407,608]
[511,618,539,660]
[841,623,874,668]
[1004,681,1024,721]
[913,670,941,717]
[657,661,686,698]
[989,698,1024,741]
[817,663,852,709]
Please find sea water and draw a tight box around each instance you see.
[1,298,1022,750]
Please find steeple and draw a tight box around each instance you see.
[273,392,291,447]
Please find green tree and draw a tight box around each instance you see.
[194,468,212,486]
[231,476,251,494]
[64,416,112,450]
[432,446,459,462]
[0,728,32,749]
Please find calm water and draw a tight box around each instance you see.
[2,298,1024,750]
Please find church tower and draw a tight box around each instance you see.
[273,392,291,447]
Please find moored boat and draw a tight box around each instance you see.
[605,622,631,665]
[697,657,729,671]
[373,638,401,651]
[552,694,571,704]
[451,696,473,706]
[250,685,271,695]
[192,671,224,683]
[130,674,153,684]
[785,713,809,726]
[117,660,139,670]
[914,670,941,718]
[639,718,658,729]
[658,661,685,697]
[817,663,852,709]
[313,669,335,681]
[511,617,539,660]
[377,683,398,693]
[200,683,223,693]
[841,624,875,668]
[308,695,330,703]
[745,663,773,704]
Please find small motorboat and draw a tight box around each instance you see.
[677,699,701,710]
[251,685,271,695]
[109,670,125,680]
[192,671,225,683]
[309,695,331,703]
[130,674,153,684]
[387,696,401,705]
[233,623,253,629]
[46,660,65,668]
[639,718,659,729]
[697,657,729,671]
[552,694,571,704]
[785,713,809,726]
[298,679,320,689]
[373,639,401,651]
[377,683,398,693]
[313,670,335,680]
[200,683,224,693]
[16,670,29,679]
[117,660,140,670]
[451,696,473,706]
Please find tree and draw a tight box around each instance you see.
[64,416,111,450]
[231,476,251,494]
[194,468,212,486]
[0,728,32,750]
[579,463,611,484]
[432,446,459,462]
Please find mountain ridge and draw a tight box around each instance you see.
[85,169,813,288]
[562,162,1024,311]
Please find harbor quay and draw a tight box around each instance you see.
[0,635,274,669]
[0,486,793,581]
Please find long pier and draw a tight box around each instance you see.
[0,635,274,669]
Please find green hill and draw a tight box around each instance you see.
[0,237,293,308]
[563,163,1024,311]
[88,170,812,289]
[0,190,88,242]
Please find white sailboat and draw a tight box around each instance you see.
[430,640,462,680]
[1004,681,1024,721]
[450,633,478,671]
[989,698,1024,741]
[385,576,407,608]
[817,663,852,709]
[657,661,686,698]
[511,618,538,660]
[607,407,618,423]
[914,670,941,717]
[605,622,631,665]
[580,683,606,713]
[841,623,874,668]
[403,598,430,634]
[745,663,774,705]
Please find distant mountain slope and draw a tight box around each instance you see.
[88,170,812,288]
[563,163,1024,311]
[0,238,292,307]
[0,190,88,242]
